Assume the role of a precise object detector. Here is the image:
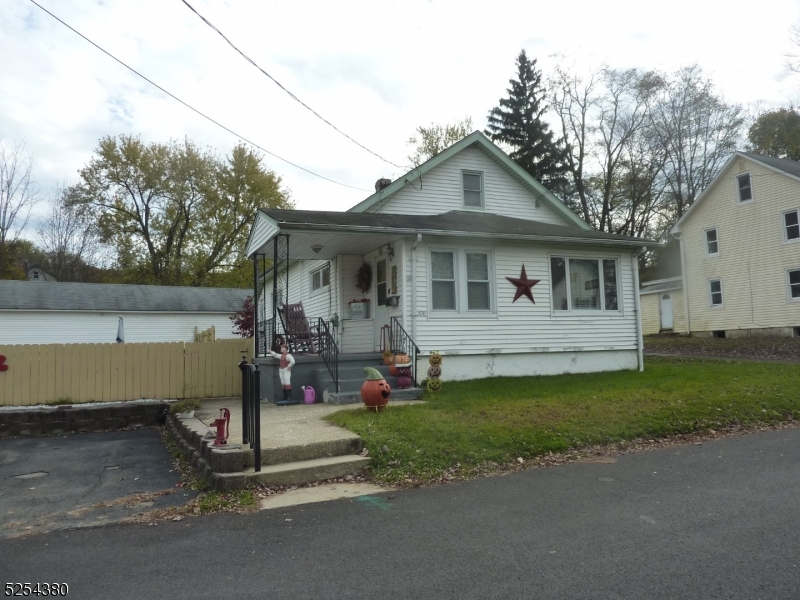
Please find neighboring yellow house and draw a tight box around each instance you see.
[670,152,800,338]
[639,277,687,335]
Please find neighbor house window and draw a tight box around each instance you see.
[705,227,719,256]
[462,172,483,208]
[737,173,752,203]
[783,209,800,242]
[310,264,330,294]
[708,278,723,307]
[788,268,800,300]
[430,249,494,313]
[550,257,619,312]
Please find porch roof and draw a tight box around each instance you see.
[246,209,657,259]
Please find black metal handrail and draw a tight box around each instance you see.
[389,317,421,386]
[238,359,261,473]
[317,317,339,393]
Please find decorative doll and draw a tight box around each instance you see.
[269,343,296,405]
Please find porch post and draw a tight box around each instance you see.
[272,237,278,350]
[253,253,259,357]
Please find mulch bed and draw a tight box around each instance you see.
[644,336,800,361]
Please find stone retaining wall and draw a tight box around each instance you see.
[0,401,169,438]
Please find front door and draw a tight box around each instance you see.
[660,294,673,330]
[374,258,390,350]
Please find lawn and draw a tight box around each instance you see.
[327,356,800,485]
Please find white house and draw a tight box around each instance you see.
[245,131,655,392]
[0,281,250,344]
[670,152,800,338]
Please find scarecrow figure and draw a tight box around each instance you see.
[269,343,296,405]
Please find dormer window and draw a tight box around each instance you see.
[462,171,483,209]
[736,173,752,203]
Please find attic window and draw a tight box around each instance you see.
[462,172,483,209]
[736,173,752,203]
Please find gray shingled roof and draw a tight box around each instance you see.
[0,281,250,312]
[260,209,655,245]
[740,152,800,179]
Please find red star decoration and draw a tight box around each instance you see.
[506,265,541,303]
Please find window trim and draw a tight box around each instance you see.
[461,170,485,211]
[704,226,720,257]
[708,278,724,308]
[782,209,800,244]
[309,263,331,297]
[736,172,753,204]
[548,255,623,314]
[428,246,496,317]
[787,268,800,302]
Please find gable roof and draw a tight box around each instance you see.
[671,151,800,233]
[0,281,250,312]
[347,130,591,230]
[257,208,654,246]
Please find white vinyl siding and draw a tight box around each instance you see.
[0,311,240,344]
[411,241,638,353]
[365,147,568,225]
[736,172,753,203]
[680,156,800,333]
[704,227,719,256]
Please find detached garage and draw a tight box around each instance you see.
[639,277,686,335]
[0,281,250,344]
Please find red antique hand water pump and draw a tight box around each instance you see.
[210,407,230,447]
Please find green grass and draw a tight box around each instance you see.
[327,356,800,485]
[196,490,257,513]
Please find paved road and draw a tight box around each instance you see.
[0,430,194,539]
[2,428,799,599]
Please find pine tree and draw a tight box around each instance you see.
[485,50,569,191]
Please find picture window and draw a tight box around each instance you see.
[550,256,619,312]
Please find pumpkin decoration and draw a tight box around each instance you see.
[394,353,410,365]
[396,364,413,389]
[389,363,398,377]
[426,378,443,392]
[429,352,443,366]
[427,364,442,378]
[361,367,391,411]
[382,350,394,366]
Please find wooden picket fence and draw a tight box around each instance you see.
[0,338,253,407]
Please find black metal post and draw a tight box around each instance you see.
[239,358,250,445]
[252,364,261,473]
[253,255,259,357]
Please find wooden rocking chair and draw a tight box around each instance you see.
[279,302,319,354]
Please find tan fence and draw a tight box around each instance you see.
[0,338,253,407]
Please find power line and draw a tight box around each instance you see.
[27,0,371,192]
[180,0,406,170]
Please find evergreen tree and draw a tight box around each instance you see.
[485,50,569,191]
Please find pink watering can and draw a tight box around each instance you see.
[302,386,316,404]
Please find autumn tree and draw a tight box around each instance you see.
[71,135,292,286]
[747,108,800,160]
[486,50,569,190]
[407,117,473,166]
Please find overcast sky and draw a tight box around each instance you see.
[2,0,800,233]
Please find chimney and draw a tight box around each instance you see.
[375,178,392,193]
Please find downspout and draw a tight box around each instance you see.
[411,233,422,343]
[632,249,645,372]
[676,232,691,335]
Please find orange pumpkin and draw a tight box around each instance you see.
[382,351,394,366]
[394,353,410,365]
[361,367,391,411]
[389,364,398,377]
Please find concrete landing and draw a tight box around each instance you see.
[258,482,392,510]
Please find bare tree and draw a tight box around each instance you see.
[407,117,473,166]
[0,140,38,276]
[785,24,800,74]
[37,185,104,281]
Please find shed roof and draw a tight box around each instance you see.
[0,281,250,312]
[639,277,683,295]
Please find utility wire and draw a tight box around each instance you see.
[180,0,406,169]
[28,0,371,192]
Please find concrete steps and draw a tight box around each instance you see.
[217,455,372,487]
[316,362,424,405]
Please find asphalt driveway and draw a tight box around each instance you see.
[0,429,195,539]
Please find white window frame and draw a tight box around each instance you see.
[787,268,800,302]
[736,172,753,204]
[704,227,720,257]
[309,263,330,297]
[708,278,724,308]
[428,247,496,317]
[782,209,800,244]
[461,170,485,210]
[548,255,623,314]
